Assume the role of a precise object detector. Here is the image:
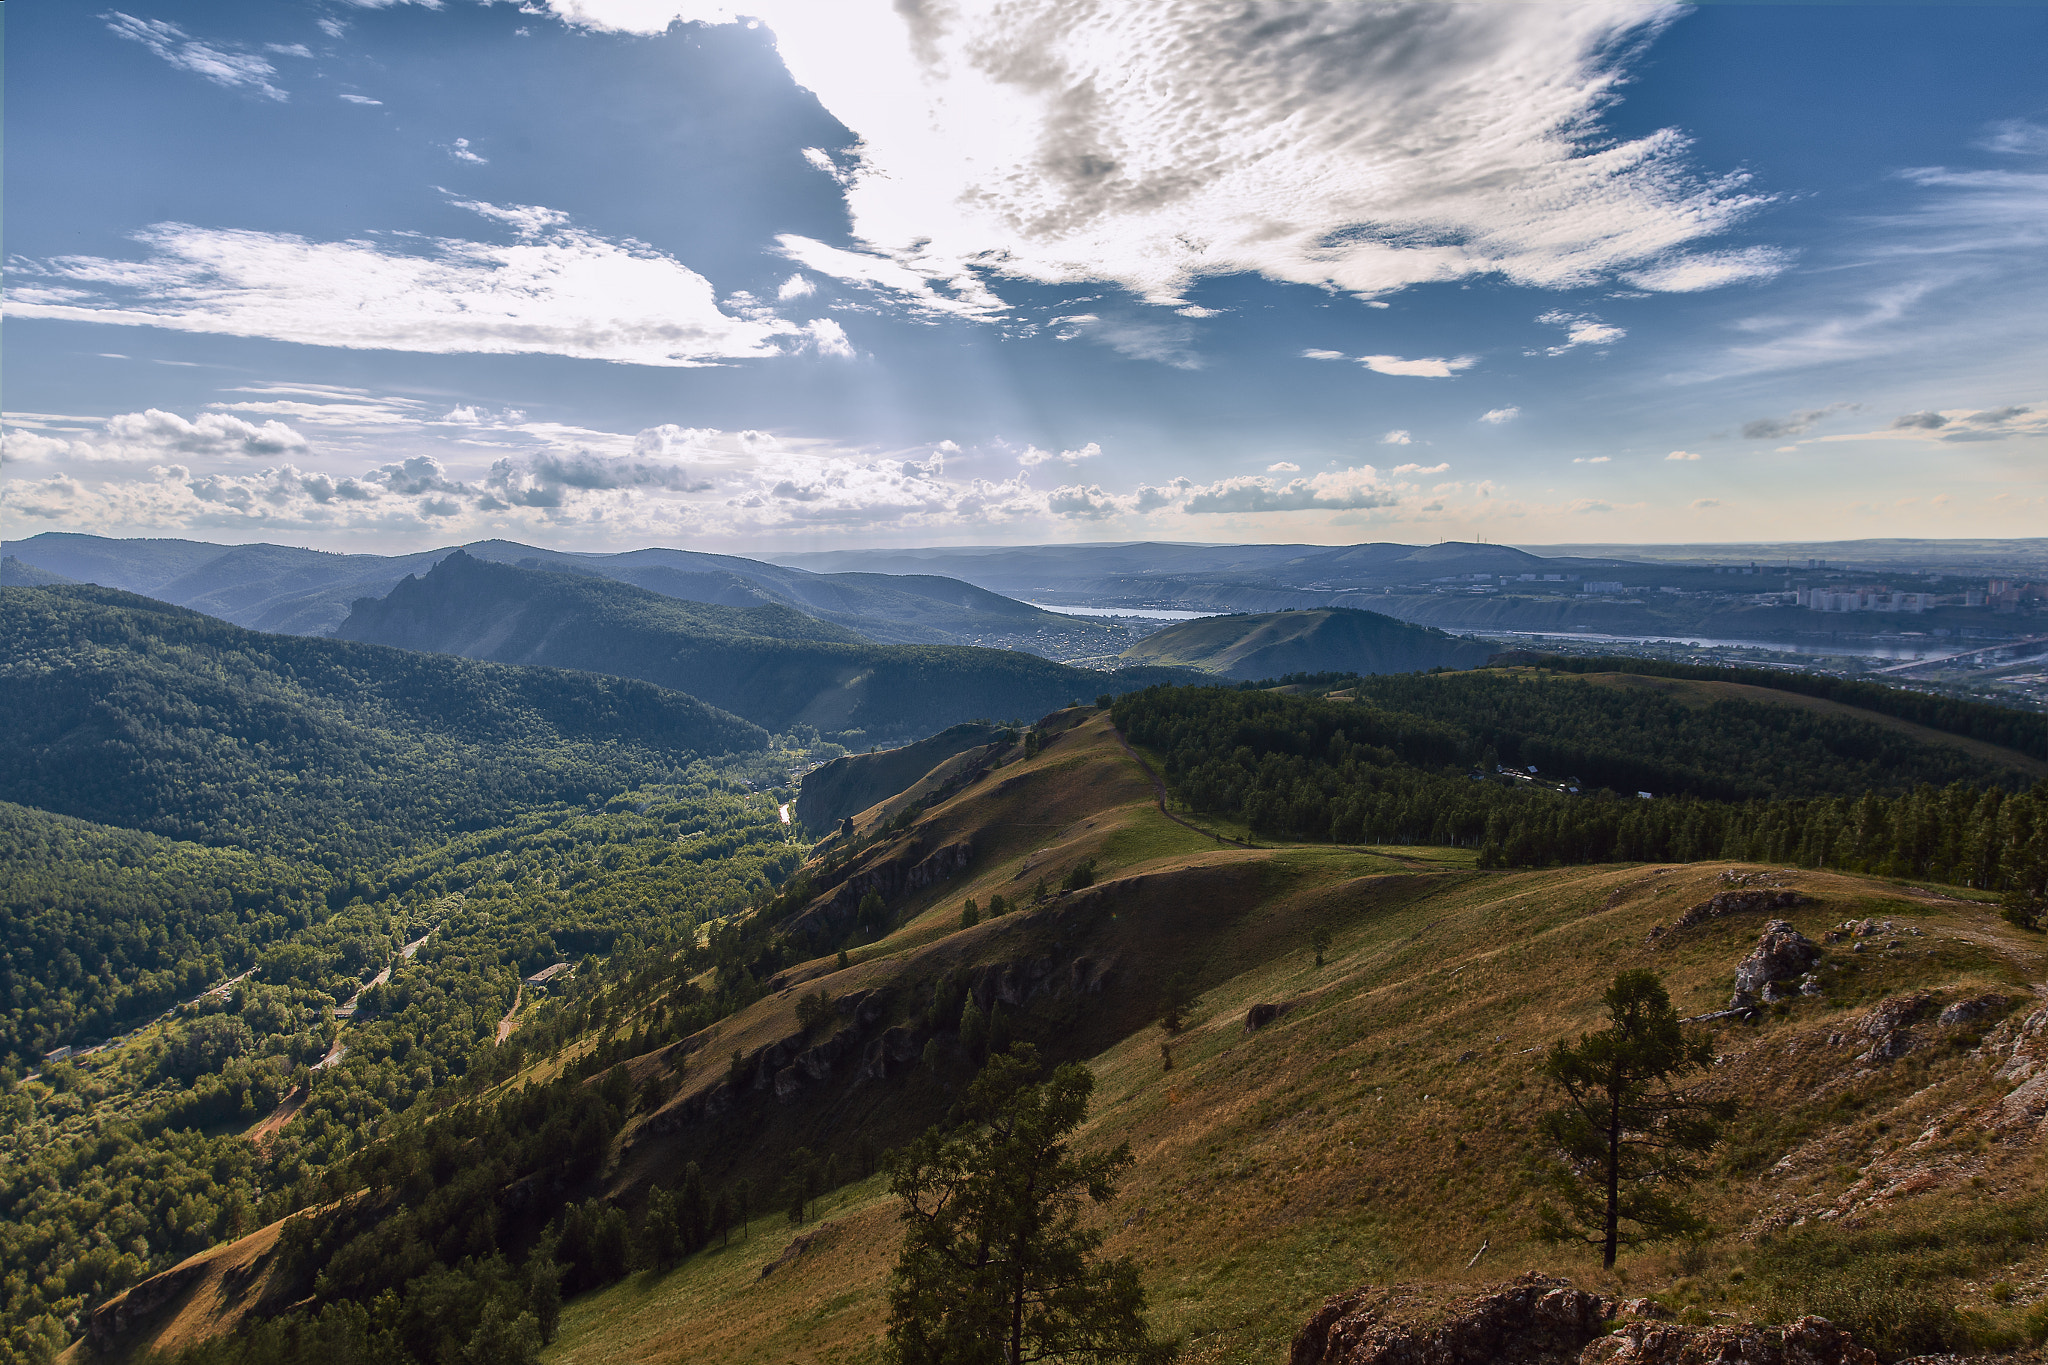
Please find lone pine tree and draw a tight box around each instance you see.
[883,1045,1175,1365]
[1538,969,1733,1268]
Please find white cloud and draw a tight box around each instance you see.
[775,234,1008,320]
[1664,450,1700,461]
[340,93,383,105]
[1049,312,1200,368]
[1180,464,1401,514]
[1267,461,1299,473]
[547,1,1784,320]
[1692,498,1721,509]
[267,43,314,58]
[1978,120,2048,157]
[777,273,816,301]
[1380,429,1412,445]
[1300,349,1347,361]
[318,17,347,38]
[104,13,287,100]
[1358,354,1475,379]
[1480,406,1520,424]
[1391,462,1448,476]
[448,138,488,164]
[1572,455,1611,464]
[1018,442,1102,467]
[804,317,855,359]
[5,205,803,366]
[1534,310,1626,356]
[3,407,308,467]
[1621,247,1788,292]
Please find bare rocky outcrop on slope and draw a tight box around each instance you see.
[1292,1275,1877,1365]
[1581,1317,1876,1365]
[1732,920,1823,1006]
[1291,1274,1612,1365]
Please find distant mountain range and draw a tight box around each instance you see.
[1117,607,1496,679]
[0,533,1123,650]
[335,551,1196,740]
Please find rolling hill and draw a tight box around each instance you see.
[333,551,1192,740]
[0,583,766,859]
[75,706,2048,1365]
[1116,606,1496,679]
[0,532,1123,650]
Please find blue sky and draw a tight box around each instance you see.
[4,0,2044,554]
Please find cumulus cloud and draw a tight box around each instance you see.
[4,407,310,467]
[544,0,1785,321]
[448,137,488,164]
[1380,430,1412,445]
[777,273,816,301]
[104,12,288,100]
[1359,354,1475,379]
[1664,450,1700,460]
[1019,442,1102,467]
[1267,461,1299,473]
[5,203,802,366]
[804,317,856,359]
[1534,310,1625,355]
[1480,406,1520,424]
[1180,465,1401,514]
[1301,349,1347,361]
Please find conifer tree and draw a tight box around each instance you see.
[884,1046,1175,1365]
[1537,969,1733,1268]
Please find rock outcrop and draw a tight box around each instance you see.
[1292,1274,1610,1365]
[1673,887,1811,933]
[1582,1317,1876,1365]
[1293,1276,1876,1365]
[1731,920,1821,1006]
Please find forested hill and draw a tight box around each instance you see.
[336,551,1193,740]
[0,585,766,860]
[1113,676,2048,887]
[1116,606,1494,679]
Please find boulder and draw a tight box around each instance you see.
[1731,920,1821,1006]
[1937,993,2004,1028]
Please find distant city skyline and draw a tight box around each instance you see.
[4,1,2045,554]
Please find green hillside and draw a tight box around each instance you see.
[73,710,2048,1365]
[1116,606,1495,679]
[0,585,766,860]
[335,551,1191,740]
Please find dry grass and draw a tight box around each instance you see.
[548,715,2048,1364]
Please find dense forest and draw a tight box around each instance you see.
[0,587,767,860]
[0,776,807,1365]
[1113,677,2048,894]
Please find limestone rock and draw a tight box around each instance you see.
[1673,888,1811,933]
[1291,1274,1610,1365]
[1731,920,1821,1006]
[1580,1316,1875,1365]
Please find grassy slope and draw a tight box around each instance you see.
[543,713,2046,1365]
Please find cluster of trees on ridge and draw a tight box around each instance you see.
[1113,676,2048,895]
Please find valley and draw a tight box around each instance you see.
[3,570,2047,1365]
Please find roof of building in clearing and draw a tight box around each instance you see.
[524,963,573,987]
